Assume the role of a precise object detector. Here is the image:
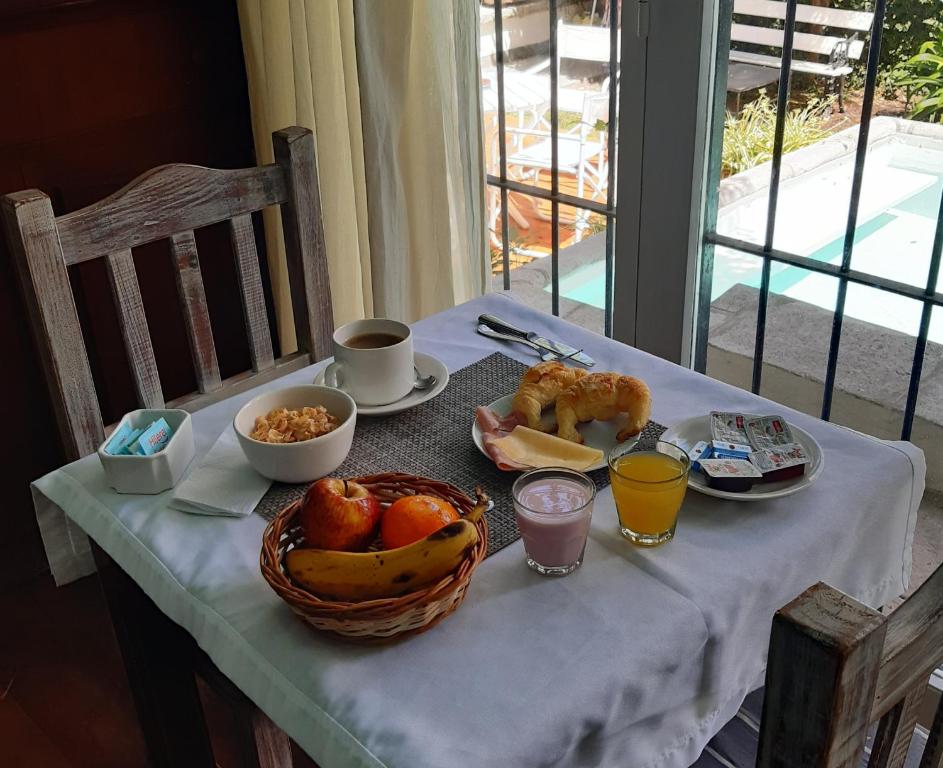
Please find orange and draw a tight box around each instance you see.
[380,495,460,549]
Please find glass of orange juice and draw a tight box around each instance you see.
[608,441,690,546]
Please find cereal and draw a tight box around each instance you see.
[250,406,339,443]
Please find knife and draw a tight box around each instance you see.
[478,314,596,367]
[477,324,582,363]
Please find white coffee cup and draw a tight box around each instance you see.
[324,319,414,406]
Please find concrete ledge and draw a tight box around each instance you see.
[708,284,942,489]
[497,231,608,333]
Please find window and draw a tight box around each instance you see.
[481,0,621,336]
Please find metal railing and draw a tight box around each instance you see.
[698,0,943,441]
[487,0,620,336]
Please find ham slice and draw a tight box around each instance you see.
[475,407,531,471]
[475,406,525,435]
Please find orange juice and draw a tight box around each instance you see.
[608,449,689,546]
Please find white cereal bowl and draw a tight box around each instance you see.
[233,385,357,484]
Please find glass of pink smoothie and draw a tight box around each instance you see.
[511,468,596,576]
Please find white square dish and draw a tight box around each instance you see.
[98,409,195,494]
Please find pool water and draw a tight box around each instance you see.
[549,135,943,343]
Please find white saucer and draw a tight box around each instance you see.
[313,352,449,416]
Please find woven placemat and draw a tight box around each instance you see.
[254,353,666,557]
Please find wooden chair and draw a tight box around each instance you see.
[697,560,943,768]
[2,126,332,768]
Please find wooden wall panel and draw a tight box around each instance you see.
[0,0,266,585]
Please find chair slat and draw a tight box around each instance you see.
[169,230,222,393]
[873,564,943,721]
[228,214,275,372]
[1,190,104,460]
[105,249,164,408]
[869,687,924,768]
[58,164,289,265]
[921,693,943,768]
[164,351,310,412]
[273,127,334,361]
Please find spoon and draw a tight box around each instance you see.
[413,366,437,391]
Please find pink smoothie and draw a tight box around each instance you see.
[514,477,594,567]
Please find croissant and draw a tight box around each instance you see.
[555,372,652,444]
[512,361,588,432]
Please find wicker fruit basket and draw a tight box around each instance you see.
[260,472,488,643]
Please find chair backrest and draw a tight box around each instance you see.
[1,126,333,463]
[757,561,943,767]
[732,0,872,62]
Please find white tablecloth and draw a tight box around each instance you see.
[33,293,925,768]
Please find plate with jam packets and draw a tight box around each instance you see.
[660,412,824,501]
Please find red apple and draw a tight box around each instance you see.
[300,478,381,551]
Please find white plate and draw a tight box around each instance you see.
[314,352,449,416]
[471,393,638,473]
[660,415,825,501]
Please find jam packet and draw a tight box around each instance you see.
[688,440,712,471]
[709,412,757,446]
[699,458,762,492]
[748,443,809,482]
[711,440,753,459]
[745,415,795,451]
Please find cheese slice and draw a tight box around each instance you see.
[491,426,603,471]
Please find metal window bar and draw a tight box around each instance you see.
[549,0,560,316]
[494,0,511,290]
[902,182,943,439]
[604,0,619,337]
[752,0,798,394]
[702,0,943,441]
[694,0,734,373]
[484,0,620,335]
[820,0,886,421]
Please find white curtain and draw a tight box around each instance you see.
[239,0,487,340]
[354,0,488,320]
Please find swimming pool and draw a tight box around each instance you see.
[549,122,943,343]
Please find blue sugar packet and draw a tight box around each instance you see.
[114,427,144,455]
[129,418,173,456]
[106,422,133,455]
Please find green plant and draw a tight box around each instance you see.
[722,95,832,177]
[832,0,943,84]
[895,28,943,122]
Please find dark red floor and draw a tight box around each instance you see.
[0,574,148,767]
[0,574,316,767]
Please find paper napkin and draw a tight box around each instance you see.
[170,427,271,517]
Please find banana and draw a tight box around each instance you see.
[286,490,489,602]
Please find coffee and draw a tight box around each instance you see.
[328,318,414,405]
[344,332,403,350]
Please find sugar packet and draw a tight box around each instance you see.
[128,418,173,456]
[112,427,144,455]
